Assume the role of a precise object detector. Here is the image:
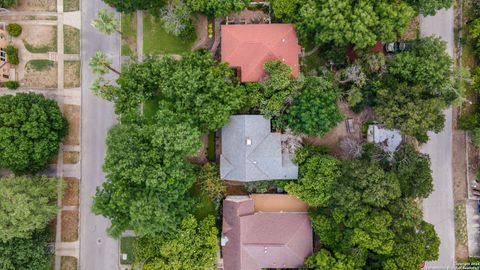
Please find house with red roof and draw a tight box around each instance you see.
[221,194,313,270]
[221,24,301,82]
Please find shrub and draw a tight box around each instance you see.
[244,181,271,193]
[6,23,22,37]
[471,128,480,147]
[5,45,19,65]
[198,163,226,202]
[458,112,480,130]
[4,80,19,89]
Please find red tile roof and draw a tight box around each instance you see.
[222,195,313,270]
[221,24,301,82]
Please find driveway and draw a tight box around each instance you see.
[79,0,120,269]
[420,8,456,269]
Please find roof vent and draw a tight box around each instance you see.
[282,38,286,43]
[246,138,252,146]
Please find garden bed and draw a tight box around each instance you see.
[13,0,57,12]
[122,13,137,57]
[22,60,58,88]
[22,25,57,53]
[63,104,80,145]
[120,237,136,265]
[64,26,80,54]
[62,177,79,206]
[61,210,78,242]
[64,61,80,88]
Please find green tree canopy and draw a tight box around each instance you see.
[405,0,452,15]
[278,76,343,136]
[289,0,414,48]
[133,215,219,270]
[91,9,120,35]
[95,51,246,130]
[92,114,202,237]
[102,0,165,13]
[0,0,15,8]
[0,176,59,242]
[0,93,68,174]
[185,0,249,17]
[0,229,52,270]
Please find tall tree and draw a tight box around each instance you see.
[185,0,250,17]
[92,114,202,237]
[92,9,121,35]
[0,176,60,242]
[405,0,452,15]
[278,76,343,136]
[0,93,68,174]
[89,51,120,75]
[0,229,52,270]
[133,215,219,270]
[102,0,166,13]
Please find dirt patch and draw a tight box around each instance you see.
[225,180,249,195]
[192,14,211,50]
[400,16,420,41]
[22,60,58,88]
[62,177,79,206]
[302,102,374,155]
[63,105,80,145]
[13,0,57,12]
[21,25,57,53]
[64,61,80,89]
[61,256,77,270]
[63,151,79,164]
[61,210,78,242]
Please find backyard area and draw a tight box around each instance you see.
[143,13,194,55]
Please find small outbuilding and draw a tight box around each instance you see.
[367,124,403,154]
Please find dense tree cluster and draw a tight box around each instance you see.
[0,176,60,269]
[92,113,202,237]
[286,144,438,269]
[0,93,68,174]
[185,0,249,17]
[102,0,166,13]
[270,0,451,48]
[133,215,218,269]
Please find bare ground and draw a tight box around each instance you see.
[61,210,78,242]
[64,61,80,89]
[400,16,420,41]
[21,25,57,51]
[63,105,80,145]
[62,177,79,206]
[21,61,58,88]
[13,0,57,12]
[63,151,79,164]
[61,256,78,270]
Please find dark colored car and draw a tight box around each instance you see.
[384,41,412,53]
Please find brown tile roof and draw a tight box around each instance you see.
[222,195,313,270]
[221,24,301,82]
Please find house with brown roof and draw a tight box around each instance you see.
[221,24,301,82]
[221,194,313,270]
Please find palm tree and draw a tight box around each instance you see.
[89,51,120,75]
[91,9,121,35]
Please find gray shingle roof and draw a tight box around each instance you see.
[220,115,298,182]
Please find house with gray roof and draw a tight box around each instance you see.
[221,195,313,270]
[220,115,298,182]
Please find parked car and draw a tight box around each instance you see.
[384,41,412,53]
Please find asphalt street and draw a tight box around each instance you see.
[420,8,456,269]
[79,0,120,269]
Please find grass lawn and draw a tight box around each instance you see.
[122,13,137,57]
[64,61,81,88]
[191,186,217,220]
[120,237,136,265]
[28,59,55,71]
[143,13,194,55]
[64,25,80,54]
[63,0,79,12]
[60,256,77,270]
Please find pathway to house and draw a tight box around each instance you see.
[0,2,82,269]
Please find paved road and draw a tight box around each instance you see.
[420,8,456,269]
[79,0,120,269]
